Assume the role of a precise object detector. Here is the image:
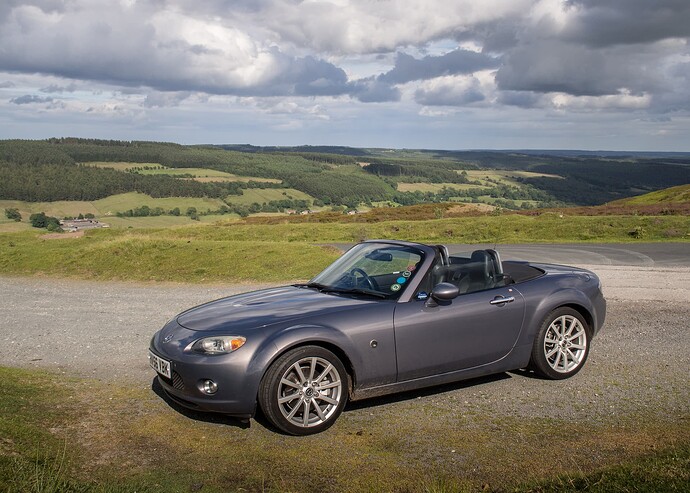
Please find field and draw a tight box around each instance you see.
[397,182,488,193]
[0,193,231,232]
[85,161,163,171]
[224,187,315,206]
[136,166,283,183]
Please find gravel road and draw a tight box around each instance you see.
[1,263,689,424]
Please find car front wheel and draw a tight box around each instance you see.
[259,346,348,435]
[530,307,591,380]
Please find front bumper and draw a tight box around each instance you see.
[149,343,259,419]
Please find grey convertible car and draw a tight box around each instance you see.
[149,240,606,435]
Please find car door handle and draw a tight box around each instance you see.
[489,296,515,305]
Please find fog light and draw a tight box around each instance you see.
[200,379,218,395]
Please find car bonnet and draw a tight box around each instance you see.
[176,285,377,332]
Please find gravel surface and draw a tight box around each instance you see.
[1,265,689,423]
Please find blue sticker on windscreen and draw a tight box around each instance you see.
[397,277,406,284]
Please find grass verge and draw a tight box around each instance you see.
[0,366,688,492]
[0,214,687,282]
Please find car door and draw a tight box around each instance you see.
[393,286,526,382]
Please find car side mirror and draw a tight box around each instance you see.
[426,282,459,307]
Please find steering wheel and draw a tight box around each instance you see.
[350,268,377,290]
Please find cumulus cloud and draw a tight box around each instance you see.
[0,2,353,98]
[414,75,486,106]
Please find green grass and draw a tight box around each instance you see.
[0,230,340,282]
[0,365,688,493]
[515,444,690,492]
[152,214,690,244]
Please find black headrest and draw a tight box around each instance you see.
[470,250,492,279]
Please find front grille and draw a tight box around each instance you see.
[172,370,185,390]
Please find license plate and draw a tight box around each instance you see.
[148,350,171,379]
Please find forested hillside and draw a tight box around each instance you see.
[1,139,689,208]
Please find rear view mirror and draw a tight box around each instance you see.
[365,250,393,262]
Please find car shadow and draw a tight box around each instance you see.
[151,372,516,433]
[150,377,251,430]
[508,368,548,380]
[343,372,512,412]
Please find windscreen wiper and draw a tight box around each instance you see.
[324,287,388,299]
[292,282,329,291]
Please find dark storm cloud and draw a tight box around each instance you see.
[379,49,500,84]
[564,0,690,46]
[287,56,350,96]
[10,94,53,104]
[495,41,661,97]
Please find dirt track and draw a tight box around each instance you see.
[1,265,688,396]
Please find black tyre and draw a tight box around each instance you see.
[529,307,591,380]
[259,346,348,435]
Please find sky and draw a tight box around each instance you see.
[1,0,689,150]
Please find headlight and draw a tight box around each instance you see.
[186,336,246,355]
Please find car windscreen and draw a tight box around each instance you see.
[309,243,425,300]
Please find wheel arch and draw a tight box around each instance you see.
[558,302,594,334]
[251,328,359,400]
[530,288,595,331]
[270,340,357,395]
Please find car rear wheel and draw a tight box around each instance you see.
[530,307,591,380]
[259,346,348,435]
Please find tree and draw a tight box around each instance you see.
[29,212,61,230]
[29,212,48,228]
[4,208,21,222]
